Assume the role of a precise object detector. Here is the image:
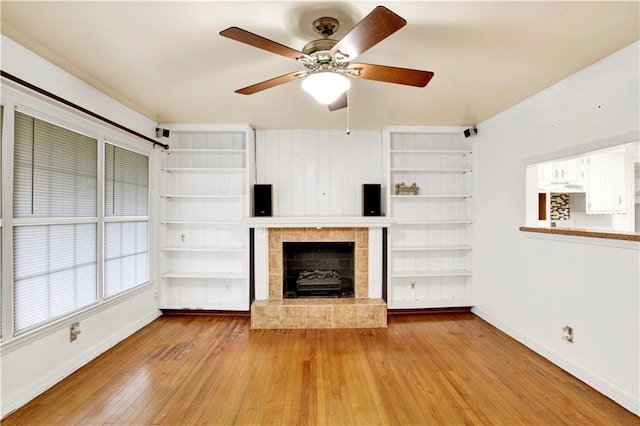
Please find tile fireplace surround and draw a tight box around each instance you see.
[246,217,391,329]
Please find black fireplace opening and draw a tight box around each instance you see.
[283,242,355,298]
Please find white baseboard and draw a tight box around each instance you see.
[472,307,639,416]
[1,310,161,418]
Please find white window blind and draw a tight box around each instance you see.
[14,112,97,218]
[104,221,148,296]
[0,105,3,338]
[104,144,149,297]
[0,227,2,339]
[13,112,98,333]
[0,104,3,215]
[14,224,97,332]
[105,144,148,216]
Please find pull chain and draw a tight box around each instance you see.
[346,90,351,135]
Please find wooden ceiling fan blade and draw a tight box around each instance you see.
[349,63,434,87]
[235,71,301,95]
[220,27,304,60]
[328,92,348,111]
[329,6,406,61]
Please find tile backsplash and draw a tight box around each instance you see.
[550,193,570,220]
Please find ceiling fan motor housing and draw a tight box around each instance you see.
[303,16,341,59]
[302,38,338,56]
[313,17,339,36]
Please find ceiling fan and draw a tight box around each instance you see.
[219,5,434,111]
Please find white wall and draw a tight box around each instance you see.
[0,35,162,417]
[255,129,382,217]
[473,41,640,414]
[1,292,159,417]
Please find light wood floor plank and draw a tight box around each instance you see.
[3,313,638,425]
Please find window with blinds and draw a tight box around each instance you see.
[0,104,3,213]
[14,113,97,218]
[13,112,98,333]
[104,144,149,297]
[0,105,4,338]
[14,224,97,332]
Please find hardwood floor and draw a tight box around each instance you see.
[4,313,638,425]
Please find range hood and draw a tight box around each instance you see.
[540,182,586,193]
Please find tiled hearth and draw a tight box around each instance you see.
[251,298,386,329]
[250,226,387,329]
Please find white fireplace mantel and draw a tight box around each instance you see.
[244,216,395,228]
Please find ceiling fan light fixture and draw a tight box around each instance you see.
[301,72,351,105]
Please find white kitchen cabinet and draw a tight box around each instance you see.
[565,157,586,184]
[538,163,553,188]
[159,126,253,310]
[586,152,626,214]
[384,127,473,309]
[538,157,586,190]
[552,160,568,182]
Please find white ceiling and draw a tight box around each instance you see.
[1,1,638,130]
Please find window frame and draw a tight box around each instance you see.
[0,104,4,339]
[12,109,100,335]
[0,85,157,347]
[103,141,150,299]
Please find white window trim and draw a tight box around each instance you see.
[0,282,153,354]
[0,81,159,345]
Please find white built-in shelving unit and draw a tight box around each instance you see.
[158,125,254,310]
[384,127,473,309]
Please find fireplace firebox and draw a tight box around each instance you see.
[283,242,354,298]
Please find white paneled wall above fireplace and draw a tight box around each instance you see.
[255,130,383,217]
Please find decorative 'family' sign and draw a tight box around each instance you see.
[395,182,420,195]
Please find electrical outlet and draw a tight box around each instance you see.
[70,322,81,342]
[562,325,574,343]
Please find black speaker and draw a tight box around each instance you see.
[254,184,272,216]
[464,127,477,138]
[363,184,381,216]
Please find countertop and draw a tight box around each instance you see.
[519,226,640,242]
